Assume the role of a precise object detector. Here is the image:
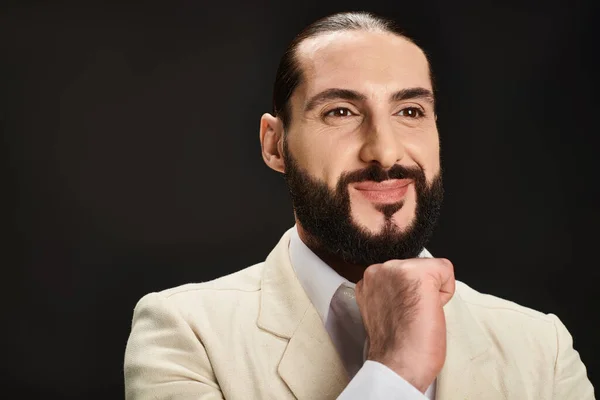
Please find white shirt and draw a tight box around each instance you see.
[289,226,436,399]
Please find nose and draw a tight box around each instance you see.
[358,118,404,169]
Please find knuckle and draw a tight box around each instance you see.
[364,263,382,277]
[382,259,401,268]
[438,257,453,267]
[362,267,374,281]
[439,258,455,275]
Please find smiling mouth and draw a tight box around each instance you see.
[352,179,412,203]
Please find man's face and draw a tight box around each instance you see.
[279,30,443,264]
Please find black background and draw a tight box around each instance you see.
[1,1,598,398]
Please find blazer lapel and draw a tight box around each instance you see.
[257,229,348,399]
[435,286,511,400]
[278,306,349,399]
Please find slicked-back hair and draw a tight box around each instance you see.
[272,11,432,129]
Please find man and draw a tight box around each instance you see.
[124,11,595,399]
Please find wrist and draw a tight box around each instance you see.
[368,354,432,393]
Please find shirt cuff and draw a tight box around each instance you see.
[337,361,429,400]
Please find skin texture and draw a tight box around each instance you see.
[356,258,455,392]
[260,29,456,393]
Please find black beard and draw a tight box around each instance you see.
[283,142,444,266]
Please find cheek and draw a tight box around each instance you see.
[404,127,441,180]
[286,128,355,187]
[425,144,441,178]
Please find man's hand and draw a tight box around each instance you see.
[355,258,455,393]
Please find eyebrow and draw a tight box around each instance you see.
[390,87,435,105]
[304,88,367,113]
[304,86,435,113]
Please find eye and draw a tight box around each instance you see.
[397,107,424,118]
[324,107,355,118]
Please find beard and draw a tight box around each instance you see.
[283,142,444,266]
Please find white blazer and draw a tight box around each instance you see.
[124,228,595,399]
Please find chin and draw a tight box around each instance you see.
[351,206,415,235]
[389,207,416,230]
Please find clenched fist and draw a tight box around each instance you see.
[355,258,455,393]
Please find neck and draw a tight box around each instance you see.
[296,223,367,284]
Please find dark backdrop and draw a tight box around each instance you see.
[1,1,598,398]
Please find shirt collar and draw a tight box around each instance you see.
[289,225,433,324]
[289,226,349,323]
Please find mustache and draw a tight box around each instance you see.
[339,164,425,185]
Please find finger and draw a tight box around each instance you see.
[411,257,454,285]
[355,279,363,295]
[354,280,371,315]
[436,259,456,305]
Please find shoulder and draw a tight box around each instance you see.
[455,280,554,322]
[455,280,557,330]
[160,262,264,297]
[454,280,559,352]
[134,262,265,316]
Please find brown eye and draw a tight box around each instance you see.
[325,107,354,117]
[397,107,424,118]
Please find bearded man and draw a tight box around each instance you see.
[124,11,594,400]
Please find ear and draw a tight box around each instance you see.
[260,113,286,173]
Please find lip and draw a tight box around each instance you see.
[352,179,412,203]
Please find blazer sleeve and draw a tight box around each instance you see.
[549,313,595,399]
[124,292,224,400]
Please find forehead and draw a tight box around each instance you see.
[295,30,432,100]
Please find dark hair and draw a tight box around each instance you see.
[272,11,431,129]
